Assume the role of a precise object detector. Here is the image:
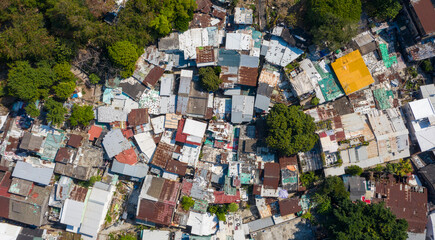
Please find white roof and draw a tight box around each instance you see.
[225,33,252,51]
[0,223,21,240]
[79,183,114,238]
[181,69,193,78]
[60,199,85,228]
[186,212,218,236]
[409,98,435,120]
[265,36,303,67]
[97,106,127,123]
[415,126,435,152]
[183,119,207,138]
[141,230,170,240]
[134,132,157,159]
[151,115,165,134]
[160,74,174,96]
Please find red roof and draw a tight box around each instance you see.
[214,191,240,204]
[88,125,103,141]
[175,119,188,143]
[67,134,83,148]
[0,171,12,198]
[319,132,327,138]
[122,129,134,139]
[143,66,164,87]
[114,148,138,165]
[411,0,435,35]
[181,179,193,196]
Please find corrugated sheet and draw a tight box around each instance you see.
[12,161,53,186]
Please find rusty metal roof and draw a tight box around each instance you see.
[67,134,83,148]
[238,67,258,86]
[143,66,164,87]
[279,198,302,216]
[165,159,188,176]
[137,199,175,226]
[152,142,174,169]
[263,163,280,189]
[196,46,215,64]
[411,0,435,35]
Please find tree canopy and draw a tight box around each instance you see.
[345,165,363,176]
[69,104,94,127]
[266,104,318,155]
[364,0,402,21]
[44,99,67,126]
[108,41,142,78]
[199,67,222,92]
[89,73,101,84]
[181,196,195,211]
[307,0,361,50]
[227,203,239,212]
[300,171,319,188]
[386,159,413,177]
[313,176,408,239]
[25,103,40,118]
[6,61,56,102]
[54,81,76,100]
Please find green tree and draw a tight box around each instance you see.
[300,171,319,188]
[365,0,402,21]
[208,205,218,214]
[345,165,363,176]
[25,103,40,118]
[307,0,361,50]
[386,159,413,177]
[227,203,239,212]
[69,104,94,127]
[181,196,195,211]
[0,10,56,62]
[53,62,75,82]
[199,67,222,92]
[310,97,320,106]
[421,60,433,73]
[108,41,142,78]
[6,61,56,102]
[315,176,350,208]
[89,73,101,85]
[266,104,318,155]
[54,81,76,100]
[44,99,67,126]
[324,200,408,240]
[118,235,136,240]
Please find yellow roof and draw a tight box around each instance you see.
[331,50,374,95]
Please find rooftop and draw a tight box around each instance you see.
[331,50,374,95]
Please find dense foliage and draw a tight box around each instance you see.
[89,73,101,84]
[345,165,363,176]
[108,41,142,78]
[199,67,222,92]
[25,103,40,118]
[310,97,320,106]
[300,171,319,188]
[181,196,195,211]
[227,203,239,212]
[307,0,361,50]
[422,60,434,73]
[314,177,408,239]
[386,159,413,177]
[266,104,318,155]
[70,104,94,127]
[44,99,67,126]
[54,81,76,100]
[364,0,402,21]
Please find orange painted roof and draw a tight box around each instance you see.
[115,148,137,165]
[331,50,374,95]
[88,125,103,141]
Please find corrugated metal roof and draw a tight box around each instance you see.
[97,106,127,123]
[240,55,259,68]
[60,199,85,227]
[12,161,53,186]
[247,216,274,232]
[231,95,254,123]
[160,74,174,96]
[111,160,149,178]
[102,129,131,158]
[254,94,270,111]
[218,49,240,67]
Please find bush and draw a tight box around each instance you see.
[364,0,402,21]
[89,73,101,85]
[25,103,40,118]
[69,104,94,127]
[208,205,218,214]
[199,67,222,92]
[345,165,363,176]
[300,171,318,188]
[421,60,433,73]
[108,41,142,78]
[44,99,67,126]
[53,81,76,100]
[227,203,239,212]
[181,196,195,211]
[310,97,320,106]
[216,212,226,222]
